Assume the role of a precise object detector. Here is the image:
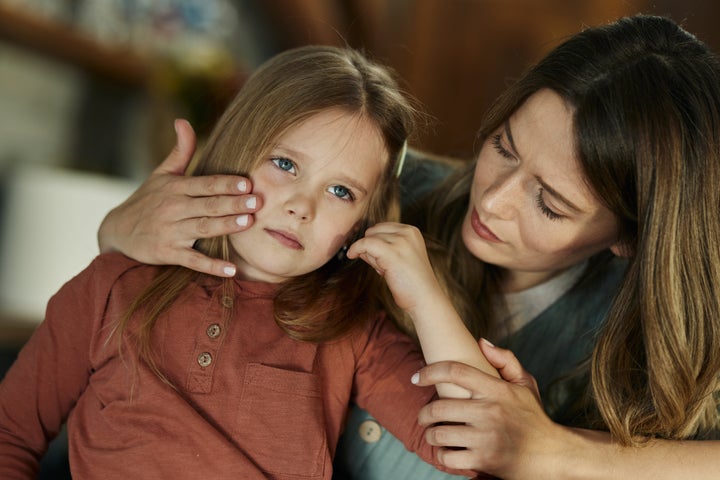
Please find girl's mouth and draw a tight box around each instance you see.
[265,228,304,250]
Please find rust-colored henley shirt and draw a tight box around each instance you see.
[0,253,469,479]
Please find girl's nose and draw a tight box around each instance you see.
[284,192,315,221]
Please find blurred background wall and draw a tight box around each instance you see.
[0,0,719,330]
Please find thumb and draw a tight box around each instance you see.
[155,119,197,176]
[480,339,537,391]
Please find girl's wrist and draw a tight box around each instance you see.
[404,293,452,326]
[403,279,452,319]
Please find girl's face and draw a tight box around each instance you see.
[230,108,388,283]
[462,89,622,292]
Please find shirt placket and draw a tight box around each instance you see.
[185,294,232,393]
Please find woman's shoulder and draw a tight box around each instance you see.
[574,255,627,302]
[400,148,466,209]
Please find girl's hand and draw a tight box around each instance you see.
[413,342,572,478]
[351,223,499,398]
[346,222,443,315]
[97,119,262,277]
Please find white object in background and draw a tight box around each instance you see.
[0,165,139,324]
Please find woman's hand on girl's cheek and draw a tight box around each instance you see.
[98,119,263,278]
[346,222,442,313]
[413,348,570,478]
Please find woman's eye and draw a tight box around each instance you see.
[328,185,354,201]
[271,157,296,173]
[491,133,514,159]
[536,189,562,220]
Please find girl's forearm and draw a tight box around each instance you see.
[410,292,499,398]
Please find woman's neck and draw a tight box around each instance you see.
[501,265,578,293]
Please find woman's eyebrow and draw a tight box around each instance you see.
[504,120,519,155]
[537,177,585,213]
[505,121,586,214]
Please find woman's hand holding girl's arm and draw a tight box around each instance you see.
[347,222,498,398]
[415,342,720,479]
[97,119,261,277]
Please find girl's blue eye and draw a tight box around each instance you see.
[328,185,354,201]
[272,157,295,173]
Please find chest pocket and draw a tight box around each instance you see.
[237,363,327,478]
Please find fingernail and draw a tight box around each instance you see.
[237,180,247,192]
[223,265,236,277]
[245,197,257,209]
[481,337,495,347]
[411,372,420,385]
[236,214,249,227]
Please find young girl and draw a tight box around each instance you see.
[0,46,491,479]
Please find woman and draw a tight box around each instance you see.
[98,14,720,479]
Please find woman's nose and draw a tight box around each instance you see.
[479,171,521,219]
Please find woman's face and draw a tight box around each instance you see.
[461,89,621,292]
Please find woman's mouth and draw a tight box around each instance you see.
[265,228,304,250]
[470,209,502,243]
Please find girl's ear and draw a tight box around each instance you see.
[610,241,633,257]
[337,222,365,261]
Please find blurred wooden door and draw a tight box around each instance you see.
[259,0,719,156]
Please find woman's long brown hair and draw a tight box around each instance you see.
[418,15,720,444]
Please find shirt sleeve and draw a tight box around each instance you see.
[0,253,137,478]
[351,313,476,477]
[334,405,470,480]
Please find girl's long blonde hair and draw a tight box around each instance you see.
[117,45,418,382]
[421,15,720,444]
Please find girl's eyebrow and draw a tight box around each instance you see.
[338,175,369,196]
[504,121,585,214]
